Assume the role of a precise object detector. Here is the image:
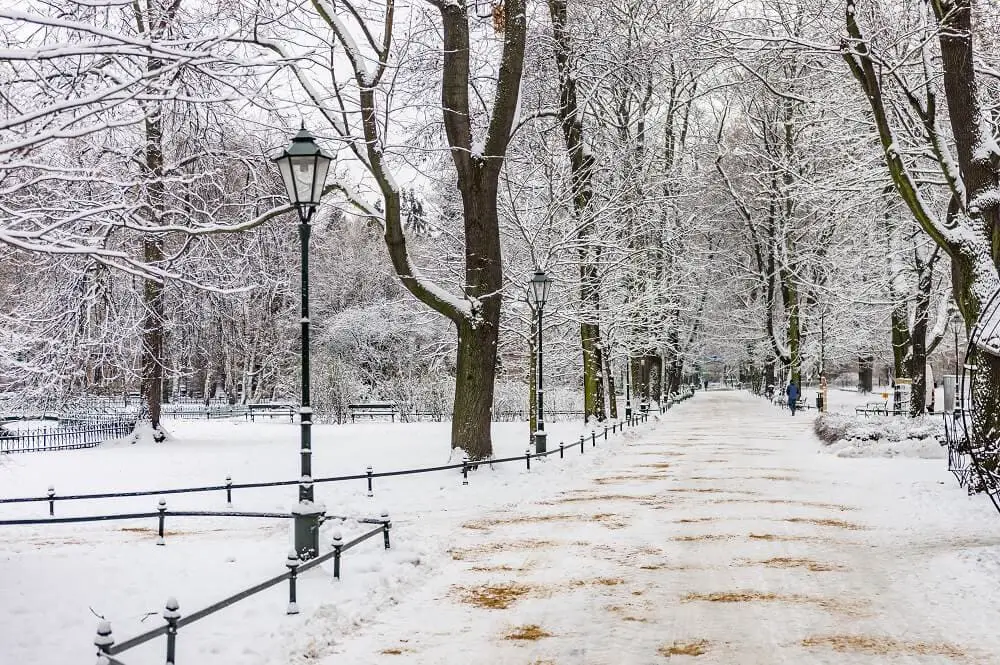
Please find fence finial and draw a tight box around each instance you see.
[163,598,180,665]
[381,510,391,549]
[157,499,167,545]
[94,620,113,665]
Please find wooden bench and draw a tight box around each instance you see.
[246,404,296,422]
[348,402,399,422]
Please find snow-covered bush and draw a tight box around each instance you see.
[813,413,945,459]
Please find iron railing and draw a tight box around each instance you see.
[0,418,135,453]
[0,404,692,514]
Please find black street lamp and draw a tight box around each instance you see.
[272,126,332,560]
[625,361,632,422]
[528,267,552,454]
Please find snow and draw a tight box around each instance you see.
[815,412,945,459]
[6,393,1000,664]
[0,417,634,665]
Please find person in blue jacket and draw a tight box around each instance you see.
[786,381,799,415]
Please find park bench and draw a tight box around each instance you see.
[855,401,889,416]
[774,396,811,410]
[246,404,296,422]
[348,402,399,423]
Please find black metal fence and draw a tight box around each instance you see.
[0,418,135,453]
[93,518,391,665]
[0,399,696,515]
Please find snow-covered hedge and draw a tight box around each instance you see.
[813,413,945,459]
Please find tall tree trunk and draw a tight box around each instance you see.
[453,319,498,458]
[548,0,604,423]
[891,304,910,380]
[909,290,930,415]
[781,271,801,387]
[138,1,170,434]
[336,0,525,459]
[858,355,874,393]
[593,338,606,420]
[604,345,618,419]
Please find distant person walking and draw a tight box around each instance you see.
[786,381,799,415]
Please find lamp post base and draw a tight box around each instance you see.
[534,430,547,455]
[292,506,325,560]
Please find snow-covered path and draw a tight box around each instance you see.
[321,391,1000,664]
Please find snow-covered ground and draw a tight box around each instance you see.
[0,416,646,664]
[5,392,1000,664]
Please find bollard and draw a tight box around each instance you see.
[462,455,469,485]
[580,435,585,453]
[286,551,300,614]
[94,620,114,665]
[525,449,531,471]
[604,426,608,440]
[157,499,167,546]
[225,475,233,507]
[47,485,55,516]
[559,442,564,459]
[332,531,343,579]
[163,597,180,665]
[366,466,374,498]
[592,430,596,447]
[613,422,617,434]
[382,510,391,549]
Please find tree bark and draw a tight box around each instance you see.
[858,355,874,393]
[604,345,618,419]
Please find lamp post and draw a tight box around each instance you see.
[625,361,632,421]
[272,126,332,560]
[528,268,552,455]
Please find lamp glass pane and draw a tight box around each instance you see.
[277,159,297,205]
[289,155,316,206]
[541,276,552,304]
[310,156,332,205]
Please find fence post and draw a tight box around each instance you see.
[462,455,469,485]
[580,435,585,453]
[225,475,233,507]
[157,499,167,545]
[94,620,113,665]
[592,430,596,447]
[525,449,531,471]
[382,510,391,549]
[47,485,55,516]
[559,442,564,459]
[332,531,343,579]
[164,598,180,665]
[286,551,300,615]
[366,466,374,498]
